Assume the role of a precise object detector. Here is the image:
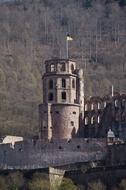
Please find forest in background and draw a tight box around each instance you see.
[0,0,126,136]
[0,171,126,190]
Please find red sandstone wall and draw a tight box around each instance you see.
[51,104,79,139]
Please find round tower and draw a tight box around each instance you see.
[39,59,84,140]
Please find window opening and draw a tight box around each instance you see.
[72,79,75,88]
[62,79,66,88]
[61,63,66,71]
[73,112,76,114]
[51,64,55,72]
[49,80,53,89]
[71,64,74,73]
[61,92,66,100]
[48,93,53,101]
[71,121,74,126]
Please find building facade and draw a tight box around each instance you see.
[83,94,126,139]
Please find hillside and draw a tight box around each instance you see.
[0,0,126,136]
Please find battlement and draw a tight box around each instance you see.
[44,59,77,75]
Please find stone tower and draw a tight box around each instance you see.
[39,59,84,141]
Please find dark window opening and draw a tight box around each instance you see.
[56,111,59,114]
[62,79,66,88]
[73,112,76,114]
[48,93,53,101]
[44,111,47,113]
[44,126,46,129]
[62,92,66,100]
[67,139,71,143]
[59,146,63,150]
[61,63,66,71]
[71,64,74,73]
[49,80,53,89]
[77,145,80,149]
[19,148,23,152]
[72,79,75,88]
[71,121,74,126]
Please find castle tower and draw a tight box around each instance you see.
[39,59,84,141]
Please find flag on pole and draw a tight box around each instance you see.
[66,34,73,41]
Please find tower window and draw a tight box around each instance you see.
[61,92,66,100]
[48,93,53,101]
[62,79,66,88]
[71,121,74,126]
[71,64,74,73]
[72,79,75,88]
[49,80,53,89]
[51,64,55,72]
[61,62,66,71]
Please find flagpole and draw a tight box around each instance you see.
[66,34,73,59]
[112,85,114,97]
[66,38,68,59]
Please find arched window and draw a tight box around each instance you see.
[85,104,88,111]
[49,80,53,89]
[62,79,66,88]
[48,93,53,101]
[104,101,106,108]
[115,99,118,107]
[91,103,94,110]
[51,64,55,72]
[85,117,88,125]
[61,62,66,71]
[61,92,66,100]
[98,102,101,110]
[91,116,95,124]
[98,116,100,124]
[71,64,74,73]
[72,79,75,88]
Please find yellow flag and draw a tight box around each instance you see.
[66,35,73,41]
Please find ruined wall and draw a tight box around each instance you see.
[83,94,126,138]
[0,139,106,170]
[107,143,126,166]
